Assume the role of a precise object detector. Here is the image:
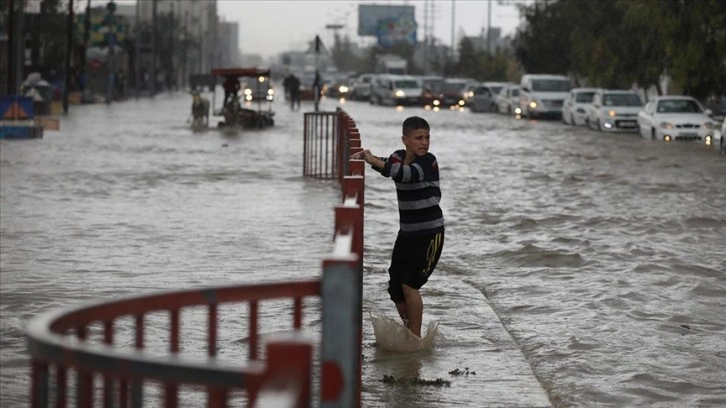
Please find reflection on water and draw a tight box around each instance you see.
[2,94,725,407]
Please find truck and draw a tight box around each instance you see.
[375,54,408,75]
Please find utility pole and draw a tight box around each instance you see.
[151,0,157,96]
[6,0,16,95]
[134,0,140,98]
[450,0,455,57]
[423,0,428,75]
[81,0,91,102]
[106,1,116,104]
[63,0,74,114]
[169,3,174,91]
[486,0,492,56]
[7,0,25,95]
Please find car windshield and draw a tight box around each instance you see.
[474,87,490,94]
[656,99,703,113]
[423,79,443,88]
[575,92,595,103]
[489,86,504,95]
[510,88,520,97]
[603,93,642,107]
[531,79,570,92]
[440,82,467,91]
[394,80,419,89]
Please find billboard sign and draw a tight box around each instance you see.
[359,4,417,46]
[376,16,417,48]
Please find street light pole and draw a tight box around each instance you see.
[134,0,140,98]
[63,0,74,113]
[106,1,116,104]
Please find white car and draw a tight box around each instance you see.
[370,75,423,106]
[518,74,571,119]
[586,89,643,132]
[637,95,720,145]
[495,84,521,115]
[562,88,598,126]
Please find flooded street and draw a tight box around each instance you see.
[2,92,725,407]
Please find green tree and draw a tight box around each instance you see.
[331,33,363,72]
[514,0,573,74]
[457,37,479,78]
[514,0,726,100]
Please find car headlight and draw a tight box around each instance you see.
[659,122,673,130]
[339,85,349,93]
[244,89,252,96]
[703,122,714,129]
[267,89,274,95]
[395,90,405,97]
[608,110,616,117]
[529,100,538,109]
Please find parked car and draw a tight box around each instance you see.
[433,78,471,109]
[586,89,643,132]
[562,88,598,126]
[469,82,508,113]
[637,95,720,145]
[370,75,423,106]
[519,74,571,119]
[495,84,521,115]
[349,74,374,101]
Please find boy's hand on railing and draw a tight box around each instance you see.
[350,149,373,162]
[351,149,384,170]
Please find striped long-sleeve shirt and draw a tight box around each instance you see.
[374,150,444,236]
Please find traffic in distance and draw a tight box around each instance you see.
[315,71,726,152]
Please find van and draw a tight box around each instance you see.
[370,75,422,106]
[519,74,572,119]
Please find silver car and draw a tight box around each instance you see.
[495,85,521,115]
[469,82,508,113]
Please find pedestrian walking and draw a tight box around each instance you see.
[289,74,301,111]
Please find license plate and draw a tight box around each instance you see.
[618,121,636,128]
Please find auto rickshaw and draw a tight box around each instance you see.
[210,67,275,129]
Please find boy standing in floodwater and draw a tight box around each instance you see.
[351,116,445,338]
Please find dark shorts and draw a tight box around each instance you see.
[387,230,445,303]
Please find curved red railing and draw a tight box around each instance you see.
[26,110,366,408]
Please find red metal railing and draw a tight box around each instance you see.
[26,110,366,407]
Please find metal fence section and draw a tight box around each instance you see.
[303,108,362,183]
[26,110,367,407]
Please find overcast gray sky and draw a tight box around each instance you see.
[216,0,525,59]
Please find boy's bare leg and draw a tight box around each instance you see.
[395,301,408,325]
[402,284,423,337]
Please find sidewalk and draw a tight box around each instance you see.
[361,272,552,407]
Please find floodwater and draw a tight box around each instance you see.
[2,92,725,407]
